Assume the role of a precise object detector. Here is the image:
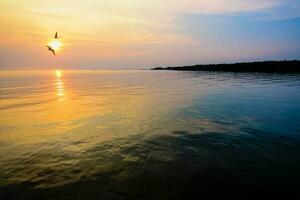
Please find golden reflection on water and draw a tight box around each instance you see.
[0,70,199,147]
[0,70,214,188]
[54,70,65,101]
[0,71,150,144]
[55,70,62,78]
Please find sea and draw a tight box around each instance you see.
[0,70,300,199]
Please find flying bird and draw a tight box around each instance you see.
[54,32,59,39]
[46,45,56,56]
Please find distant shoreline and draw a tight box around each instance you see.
[151,60,300,73]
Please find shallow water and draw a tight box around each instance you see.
[0,70,300,199]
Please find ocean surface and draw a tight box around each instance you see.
[0,70,300,199]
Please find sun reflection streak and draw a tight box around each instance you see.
[54,70,65,101]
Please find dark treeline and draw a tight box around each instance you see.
[152,60,300,73]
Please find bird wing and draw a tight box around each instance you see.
[46,46,56,55]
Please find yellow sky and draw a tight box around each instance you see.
[0,0,279,42]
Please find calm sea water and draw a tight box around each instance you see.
[0,70,300,199]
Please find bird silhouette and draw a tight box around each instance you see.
[46,45,56,56]
[54,32,59,39]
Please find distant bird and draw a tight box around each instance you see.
[46,45,56,56]
[54,32,59,39]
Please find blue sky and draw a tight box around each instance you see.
[176,13,300,64]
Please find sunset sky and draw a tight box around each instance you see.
[0,0,300,69]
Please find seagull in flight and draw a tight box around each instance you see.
[46,45,56,56]
[54,32,59,39]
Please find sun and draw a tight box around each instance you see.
[48,40,62,51]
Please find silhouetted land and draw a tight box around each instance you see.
[152,60,300,73]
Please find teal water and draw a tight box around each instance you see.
[0,70,300,199]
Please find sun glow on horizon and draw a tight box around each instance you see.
[55,70,62,78]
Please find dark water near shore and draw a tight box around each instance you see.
[0,70,300,199]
